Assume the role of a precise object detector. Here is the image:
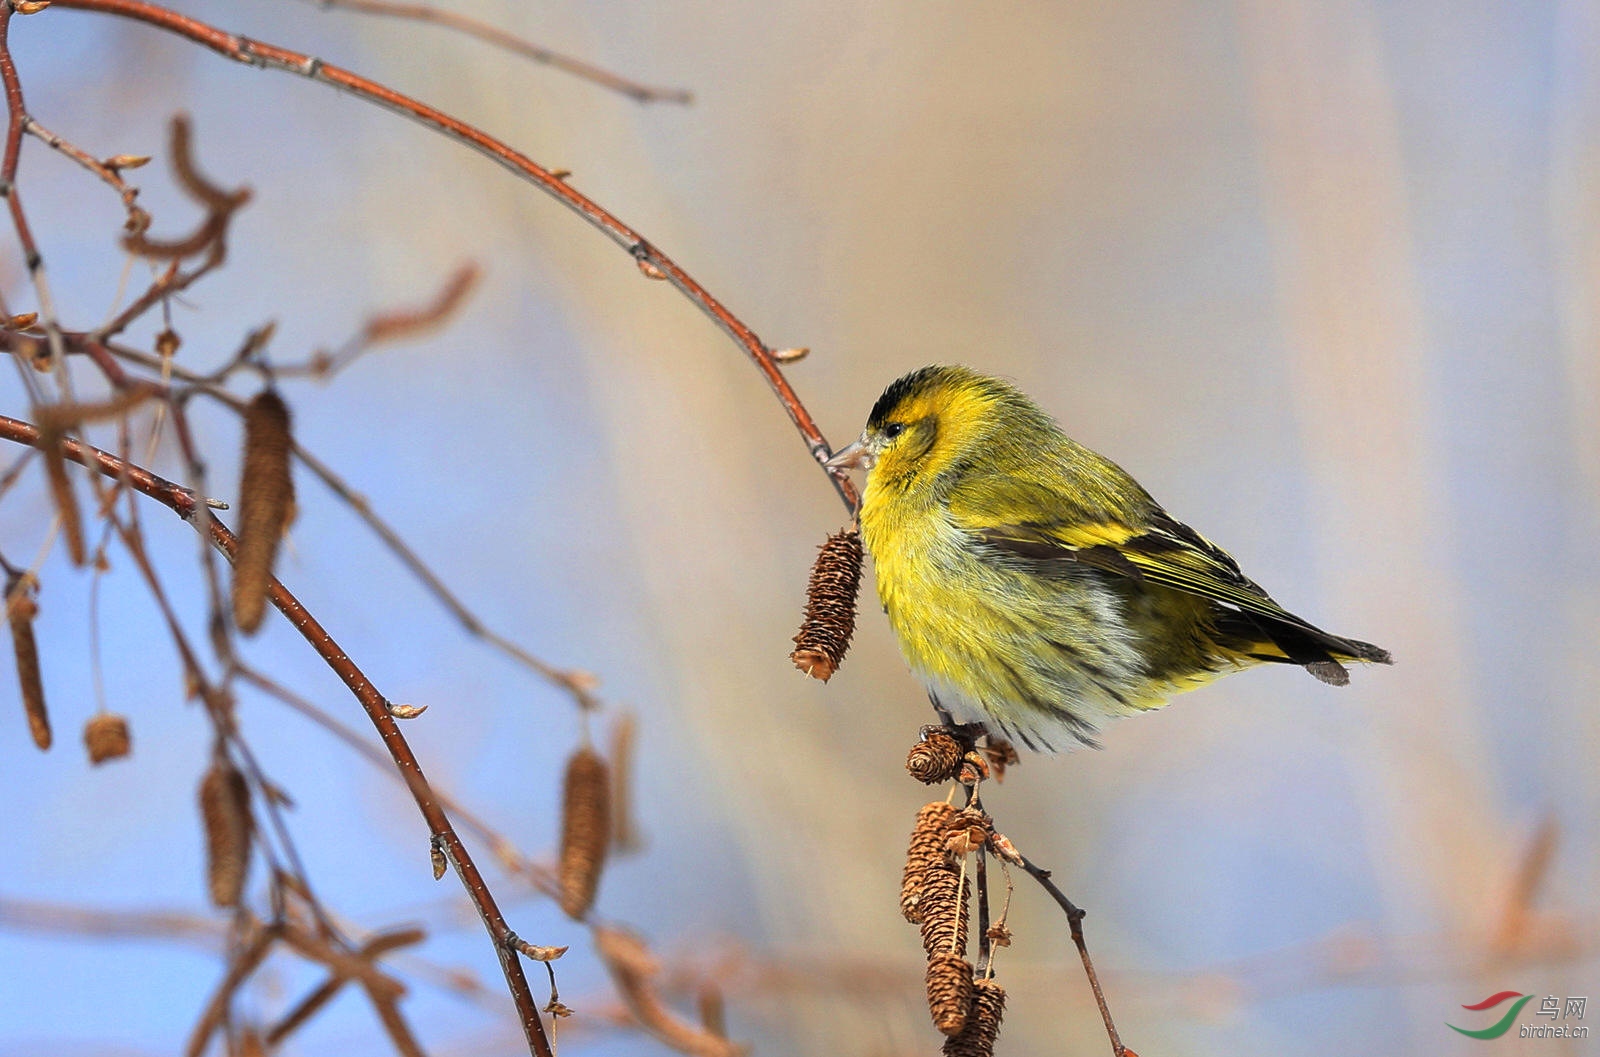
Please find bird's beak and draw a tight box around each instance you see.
[825,435,875,471]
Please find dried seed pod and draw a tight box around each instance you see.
[945,807,991,857]
[926,951,975,1036]
[790,529,862,681]
[83,712,131,764]
[232,390,294,634]
[981,737,1019,782]
[918,860,970,958]
[7,578,48,750]
[942,978,1006,1057]
[957,751,990,786]
[557,745,611,919]
[200,759,252,907]
[901,801,958,923]
[987,830,1025,867]
[907,728,964,784]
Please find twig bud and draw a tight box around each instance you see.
[926,951,975,1036]
[7,575,48,750]
[512,938,568,962]
[942,978,1006,1057]
[790,528,862,681]
[907,728,963,784]
[430,837,448,881]
[901,801,957,923]
[83,712,131,764]
[105,153,153,171]
[770,347,809,363]
[232,390,294,634]
[557,745,611,919]
[200,758,252,907]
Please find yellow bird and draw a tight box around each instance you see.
[826,365,1391,751]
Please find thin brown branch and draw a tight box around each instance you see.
[45,0,859,513]
[270,921,432,1049]
[1,2,74,384]
[1014,851,1125,1057]
[0,895,224,948]
[0,414,556,1057]
[271,419,603,709]
[0,322,603,712]
[20,113,151,235]
[99,115,246,337]
[287,261,481,379]
[231,662,560,900]
[309,0,693,105]
[185,919,281,1057]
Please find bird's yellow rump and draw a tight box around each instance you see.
[827,365,1391,751]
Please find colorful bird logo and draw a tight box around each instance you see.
[1448,992,1533,1039]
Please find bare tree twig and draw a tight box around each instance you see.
[0,413,558,1057]
[1014,851,1125,1057]
[306,0,693,105]
[45,0,859,513]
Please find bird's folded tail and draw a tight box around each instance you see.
[1217,611,1392,687]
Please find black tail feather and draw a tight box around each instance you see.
[1220,610,1392,684]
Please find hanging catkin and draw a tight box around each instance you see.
[557,745,611,919]
[7,579,48,750]
[232,390,294,634]
[901,801,958,923]
[790,528,863,681]
[941,978,1006,1057]
[918,860,970,958]
[926,951,975,1036]
[200,759,252,907]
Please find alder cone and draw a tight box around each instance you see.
[84,712,132,764]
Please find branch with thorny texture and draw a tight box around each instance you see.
[0,413,557,1057]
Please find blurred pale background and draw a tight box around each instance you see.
[1,1,1596,1055]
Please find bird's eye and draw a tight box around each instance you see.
[883,422,906,439]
